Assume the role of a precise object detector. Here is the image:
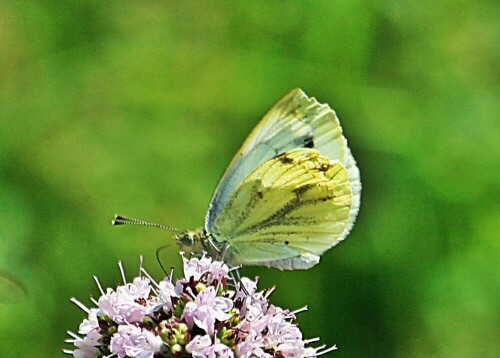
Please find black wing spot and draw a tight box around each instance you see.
[320,163,330,172]
[303,136,315,148]
[280,156,294,164]
[284,241,289,245]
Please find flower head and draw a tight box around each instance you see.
[64,253,336,357]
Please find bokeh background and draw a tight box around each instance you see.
[0,1,498,357]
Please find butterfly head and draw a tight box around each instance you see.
[176,228,227,263]
[176,228,209,253]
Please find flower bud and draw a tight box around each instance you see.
[170,343,183,356]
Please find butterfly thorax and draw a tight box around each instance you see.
[176,228,221,259]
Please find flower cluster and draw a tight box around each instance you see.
[64,253,336,357]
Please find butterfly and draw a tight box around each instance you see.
[114,89,361,270]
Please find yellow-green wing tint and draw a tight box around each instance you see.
[211,148,352,270]
[206,89,360,247]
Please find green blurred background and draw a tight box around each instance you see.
[0,1,498,357]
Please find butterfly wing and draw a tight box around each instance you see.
[211,149,352,270]
[205,89,360,245]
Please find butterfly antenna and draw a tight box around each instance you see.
[112,215,185,234]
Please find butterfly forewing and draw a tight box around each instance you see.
[206,89,360,237]
[211,149,352,269]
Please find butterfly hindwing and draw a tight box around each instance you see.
[211,148,352,269]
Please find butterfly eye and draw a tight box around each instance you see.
[176,232,195,247]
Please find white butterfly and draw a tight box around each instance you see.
[115,89,361,270]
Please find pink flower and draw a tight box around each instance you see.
[186,335,234,358]
[65,254,336,357]
[183,286,233,335]
[110,324,162,358]
[185,334,211,356]
[78,309,99,335]
[67,330,101,358]
[97,277,153,324]
[157,279,178,311]
[182,253,213,281]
